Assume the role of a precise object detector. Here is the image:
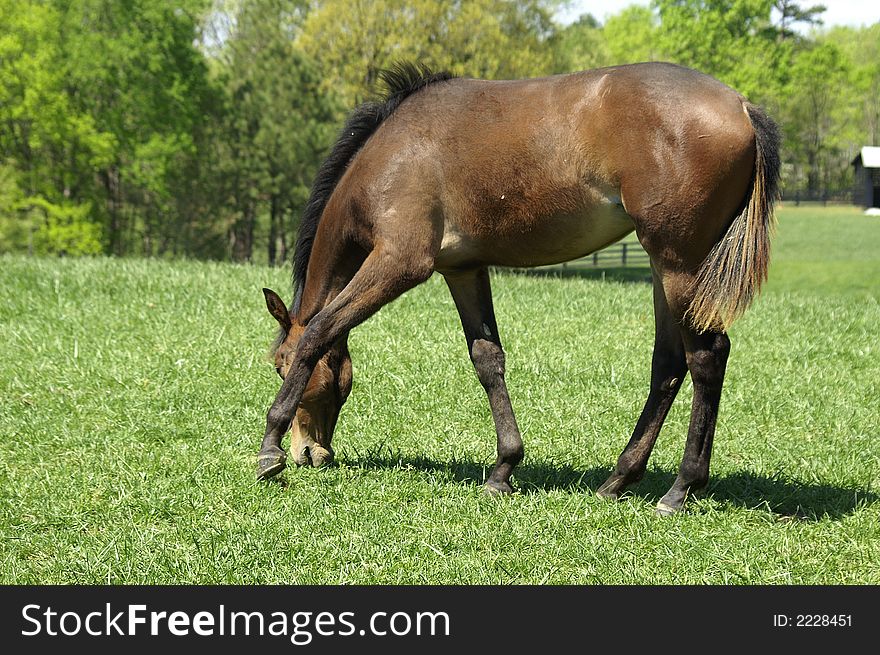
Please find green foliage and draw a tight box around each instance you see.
[602,6,661,64]
[550,13,609,73]
[0,164,101,255]
[0,0,878,260]
[824,24,880,147]
[0,0,115,239]
[648,0,780,99]
[297,0,558,106]
[774,0,827,40]
[215,0,341,263]
[0,164,27,253]
[0,0,222,258]
[777,41,851,190]
[27,197,103,256]
[58,0,221,256]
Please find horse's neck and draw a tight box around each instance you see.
[296,206,367,328]
[295,260,344,328]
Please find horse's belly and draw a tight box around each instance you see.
[436,200,635,270]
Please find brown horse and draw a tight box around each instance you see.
[259,62,780,515]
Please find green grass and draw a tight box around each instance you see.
[765,205,880,297]
[1,206,878,584]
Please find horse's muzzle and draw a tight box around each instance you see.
[292,442,334,467]
[290,415,334,467]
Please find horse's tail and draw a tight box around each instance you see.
[687,102,781,333]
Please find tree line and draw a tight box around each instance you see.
[1,0,877,262]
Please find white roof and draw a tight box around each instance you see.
[860,146,880,168]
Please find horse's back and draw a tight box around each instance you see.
[582,63,755,200]
[345,63,757,271]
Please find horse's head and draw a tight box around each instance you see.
[263,288,352,467]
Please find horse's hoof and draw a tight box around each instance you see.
[256,446,287,480]
[595,488,619,501]
[483,480,514,495]
[595,476,623,500]
[655,501,679,517]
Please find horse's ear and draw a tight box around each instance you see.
[263,288,292,333]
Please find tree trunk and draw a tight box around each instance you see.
[807,150,819,195]
[102,166,124,256]
[230,204,255,262]
[268,194,278,266]
[278,210,288,265]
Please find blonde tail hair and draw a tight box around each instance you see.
[687,102,781,333]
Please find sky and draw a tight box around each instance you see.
[556,0,880,29]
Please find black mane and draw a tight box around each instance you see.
[290,62,454,316]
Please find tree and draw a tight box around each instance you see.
[550,13,610,73]
[773,0,825,41]
[825,24,880,147]
[779,41,850,193]
[0,164,29,254]
[216,0,340,263]
[296,0,558,106]
[650,0,786,99]
[58,0,220,256]
[0,0,223,257]
[602,5,660,64]
[2,0,875,260]
[0,0,113,254]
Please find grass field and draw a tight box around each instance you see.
[1,206,878,584]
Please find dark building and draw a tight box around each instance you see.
[852,146,880,208]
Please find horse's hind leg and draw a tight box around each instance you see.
[597,269,687,499]
[444,268,523,494]
[655,325,730,516]
[632,266,731,515]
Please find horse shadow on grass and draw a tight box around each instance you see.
[336,450,877,521]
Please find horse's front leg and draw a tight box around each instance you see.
[444,268,523,494]
[257,247,434,479]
